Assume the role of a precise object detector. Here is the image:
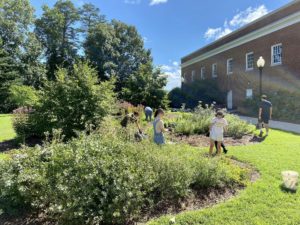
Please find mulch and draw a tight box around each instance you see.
[168,133,264,148]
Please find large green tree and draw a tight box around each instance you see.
[80,3,106,33]
[0,0,34,57]
[35,0,80,80]
[20,32,46,88]
[121,63,168,108]
[84,20,152,91]
[0,39,20,112]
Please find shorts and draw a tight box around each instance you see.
[210,132,224,142]
[260,117,270,124]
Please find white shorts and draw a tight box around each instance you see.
[210,131,224,142]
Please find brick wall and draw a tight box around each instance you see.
[182,23,300,109]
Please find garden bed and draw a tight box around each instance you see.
[168,133,263,148]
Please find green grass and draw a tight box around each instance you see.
[0,114,16,142]
[148,130,300,225]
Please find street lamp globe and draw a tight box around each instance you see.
[257,56,265,68]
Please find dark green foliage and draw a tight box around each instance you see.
[0,40,20,112]
[169,80,226,109]
[242,90,300,123]
[14,62,116,140]
[35,0,81,80]
[84,20,153,91]
[0,119,248,224]
[121,63,169,108]
[79,3,106,32]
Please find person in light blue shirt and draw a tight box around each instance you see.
[145,106,153,121]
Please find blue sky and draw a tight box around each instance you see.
[30,0,291,90]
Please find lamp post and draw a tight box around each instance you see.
[256,56,265,97]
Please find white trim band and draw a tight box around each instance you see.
[182,11,300,69]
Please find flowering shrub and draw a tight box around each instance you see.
[0,118,249,224]
[172,103,255,138]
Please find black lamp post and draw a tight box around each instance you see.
[256,56,265,97]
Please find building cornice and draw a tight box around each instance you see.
[182,10,300,69]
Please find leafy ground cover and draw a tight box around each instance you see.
[0,117,248,225]
[0,115,16,142]
[148,130,300,225]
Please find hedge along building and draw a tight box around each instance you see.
[181,0,300,120]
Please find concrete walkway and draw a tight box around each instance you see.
[238,116,300,134]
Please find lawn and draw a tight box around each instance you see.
[0,114,16,142]
[148,130,300,225]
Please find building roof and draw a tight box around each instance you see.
[182,0,300,64]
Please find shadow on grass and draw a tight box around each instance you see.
[0,137,42,153]
[279,184,297,194]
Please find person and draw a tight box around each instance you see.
[206,131,228,154]
[121,111,142,140]
[153,108,166,145]
[258,95,272,137]
[209,111,228,156]
[145,106,153,121]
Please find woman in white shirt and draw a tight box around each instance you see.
[153,108,166,145]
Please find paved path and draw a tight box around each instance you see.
[239,116,300,134]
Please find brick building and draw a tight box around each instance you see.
[181,0,300,115]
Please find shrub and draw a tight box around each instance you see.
[13,62,116,140]
[173,104,255,138]
[9,85,40,108]
[0,118,249,224]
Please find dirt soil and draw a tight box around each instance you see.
[168,133,264,148]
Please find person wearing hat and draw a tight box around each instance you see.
[258,95,272,137]
[209,111,228,156]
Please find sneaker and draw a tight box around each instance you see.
[223,149,228,154]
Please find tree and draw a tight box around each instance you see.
[80,3,106,33]
[9,85,39,108]
[121,63,168,108]
[0,0,34,57]
[24,62,116,139]
[35,0,80,80]
[84,20,152,91]
[20,32,46,88]
[0,39,20,112]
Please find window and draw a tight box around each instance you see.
[271,43,282,65]
[200,67,205,80]
[246,52,254,70]
[182,73,186,83]
[191,70,195,82]
[212,63,217,78]
[227,58,233,74]
[246,89,253,99]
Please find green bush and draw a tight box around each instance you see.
[173,104,255,138]
[9,85,40,108]
[13,62,116,140]
[0,118,249,225]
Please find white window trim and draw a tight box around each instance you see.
[271,43,282,66]
[246,52,254,71]
[200,67,205,80]
[191,70,195,82]
[182,72,186,83]
[212,63,217,78]
[227,58,233,75]
[246,89,253,99]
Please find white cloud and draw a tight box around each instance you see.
[160,61,181,90]
[204,5,268,41]
[149,0,168,6]
[230,5,268,27]
[124,0,141,4]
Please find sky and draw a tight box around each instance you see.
[30,0,292,90]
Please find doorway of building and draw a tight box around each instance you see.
[227,90,233,109]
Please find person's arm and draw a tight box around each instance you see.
[258,108,262,119]
[270,107,273,120]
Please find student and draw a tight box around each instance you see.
[258,95,272,137]
[209,111,228,156]
[153,108,166,145]
[145,106,153,121]
[121,111,142,139]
